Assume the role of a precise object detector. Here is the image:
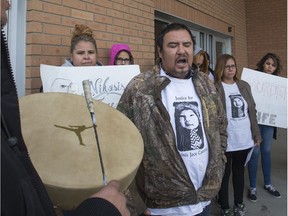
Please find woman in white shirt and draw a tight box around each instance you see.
[213,54,262,216]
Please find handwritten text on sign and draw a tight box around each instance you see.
[40,64,140,108]
[241,68,287,128]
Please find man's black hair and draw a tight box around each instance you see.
[156,23,196,52]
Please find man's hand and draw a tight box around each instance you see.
[91,180,130,216]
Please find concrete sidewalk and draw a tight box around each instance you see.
[211,128,287,216]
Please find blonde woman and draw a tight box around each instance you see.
[193,49,214,82]
[214,54,261,216]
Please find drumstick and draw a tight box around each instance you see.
[82,80,108,186]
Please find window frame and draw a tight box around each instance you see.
[4,0,27,96]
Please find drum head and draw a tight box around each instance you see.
[19,93,143,210]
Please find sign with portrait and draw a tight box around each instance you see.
[40,64,140,108]
[241,68,287,128]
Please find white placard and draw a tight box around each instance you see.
[244,145,255,166]
[40,64,140,108]
[241,68,287,128]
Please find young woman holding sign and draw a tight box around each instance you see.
[63,24,103,67]
[247,53,283,202]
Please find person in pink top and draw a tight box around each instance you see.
[109,44,134,65]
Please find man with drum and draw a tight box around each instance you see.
[117,23,227,216]
[1,0,129,215]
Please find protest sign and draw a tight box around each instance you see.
[241,68,287,128]
[40,64,140,108]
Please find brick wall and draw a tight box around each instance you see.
[26,0,155,94]
[25,0,286,94]
[246,0,287,77]
[155,0,248,74]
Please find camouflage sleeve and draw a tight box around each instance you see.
[217,96,228,158]
[213,82,228,159]
[116,80,148,215]
[117,80,136,121]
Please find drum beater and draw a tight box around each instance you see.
[82,80,108,186]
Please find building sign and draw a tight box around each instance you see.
[241,68,287,128]
[40,64,140,108]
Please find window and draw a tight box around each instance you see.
[4,0,27,96]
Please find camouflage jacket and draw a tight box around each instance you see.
[117,65,227,208]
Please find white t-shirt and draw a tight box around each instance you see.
[148,69,210,216]
[222,82,254,152]
[208,71,214,82]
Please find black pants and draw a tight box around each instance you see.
[218,148,250,209]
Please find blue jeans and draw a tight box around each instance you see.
[62,210,73,216]
[145,204,210,216]
[195,204,210,216]
[248,125,274,188]
[143,204,210,216]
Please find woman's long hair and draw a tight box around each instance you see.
[214,54,240,84]
[256,53,282,76]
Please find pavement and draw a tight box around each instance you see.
[210,128,287,216]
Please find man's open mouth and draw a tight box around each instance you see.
[176,57,187,65]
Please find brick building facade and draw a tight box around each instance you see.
[8,0,287,94]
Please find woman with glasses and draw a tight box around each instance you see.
[247,53,283,203]
[214,54,262,216]
[109,44,134,65]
